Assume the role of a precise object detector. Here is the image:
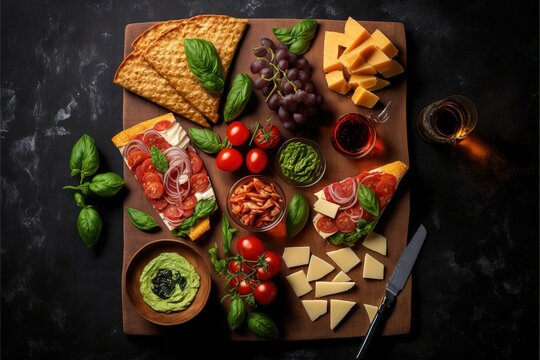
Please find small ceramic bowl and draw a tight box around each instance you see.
[275,137,326,187]
[125,239,211,326]
[227,175,286,232]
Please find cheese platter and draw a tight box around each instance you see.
[116,16,409,340]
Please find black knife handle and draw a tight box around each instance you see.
[355,291,396,359]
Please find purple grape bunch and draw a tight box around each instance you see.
[250,37,323,130]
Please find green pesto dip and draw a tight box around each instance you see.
[279,140,321,185]
[139,252,200,313]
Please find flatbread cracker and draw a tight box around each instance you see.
[113,50,210,128]
[143,15,248,123]
[131,19,184,51]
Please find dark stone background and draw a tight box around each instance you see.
[1,0,538,359]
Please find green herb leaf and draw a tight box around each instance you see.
[291,19,317,39]
[77,206,102,247]
[328,219,376,247]
[172,199,217,237]
[184,38,224,92]
[272,27,294,45]
[208,242,227,274]
[272,19,317,55]
[221,215,238,254]
[247,312,279,339]
[358,184,380,217]
[223,73,252,122]
[150,146,169,173]
[127,208,160,232]
[227,295,247,330]
[73,192,86,208]
[286,193,309,237]
[70,134,100,179]
[89,172,125,197]
[189,128,224,154]
[289,40,311,56]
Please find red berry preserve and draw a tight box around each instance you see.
[331,113,376,158]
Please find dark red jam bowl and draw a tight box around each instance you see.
[331,113,376,158]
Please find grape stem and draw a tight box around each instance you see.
[256,46,299,102]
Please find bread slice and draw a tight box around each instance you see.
[131,19,184,51]
[143,15,247,123]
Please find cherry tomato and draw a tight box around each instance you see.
[216,148,243,172]
[141,172,161,189]
[181,207,194,219]
[359,173,382,190]
[164,204,182,219]
[256,250,282,280]
[254,280,278,305]
[144,181,164,199]
[127,151,150,168]
[151,197,169,211]
[245,148,268,174]
[140,158,157,174]
[335,211,356,233]
[188,150,203,173]
[228,260,252,275]
[375,174,397,200]
[153,119,174,131]
[316,216,338,233]
[254,124,280,150]
[182,194,198,210]
[236,235,265,260]
[142,132,161,148]
[155,138,171,151]
[226,121,250,147]
[191,173,209,192]
[236,278,254,296]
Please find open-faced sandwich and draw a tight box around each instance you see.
[312,161,408,247]
[112,113,217,240]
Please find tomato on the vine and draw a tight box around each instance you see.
[228,260,252,276]
[254,280,278,305]
[246,148,268,174]
[236,235,265,261]
[216,148,243,172]
[236,278,254,296]
[256,250,281,280]
[226,121,251,147]
[254,123,280,150]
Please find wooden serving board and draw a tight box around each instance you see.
[119,17,409,340]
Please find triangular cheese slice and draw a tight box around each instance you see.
[312,160,408,246]
[282,246,310,268]
[285,270,312,297]
[363,303,378,323]
[332,270,352,282]
[143,15,247,122]
[326,247,361,273]
[315,281,355,298]
[306,255,335,282]
[301,300,327,322]
[363,253,385,280]
[330,299,356,330]
[362,231,387,255]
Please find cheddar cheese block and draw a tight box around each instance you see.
[112,113,217,241]
[312,161,408,246]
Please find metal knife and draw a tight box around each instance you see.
[355,224,427,359]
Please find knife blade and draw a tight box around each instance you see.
[355,224,427,359]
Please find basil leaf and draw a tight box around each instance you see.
[223,73,252,122]
[221,215,238,254]
[150,146,169,173]
[172,199,217,237]
[272,27,294,45]
[286,193,309,237]
[208,242,227,274]
[227,295,246,330]
[70,134,100,178]
[289,40,311,56]
[273,19,317,55]
[328,219,376,247]
[127,208,160,232]
[247,312,279,339]
[73,192,86,208]
[77,206,102,247]
[291,19,317,39]
[358,184,380,217]
[184,38,224,93]
[89,172,125,197]
[189,128,224,154]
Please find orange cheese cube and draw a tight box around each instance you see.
[342,17,370,55]
[370,29,399,58]
[349,61,377,75]
[338,44,376,70]
[380,59,404,78]
[324,31,351,73]
[326,70,351,95]
[348,74,377,89]
[365,77,390,91]
[351,87,379,108]
[365,47,393,73]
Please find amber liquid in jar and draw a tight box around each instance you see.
[331,113,376,158]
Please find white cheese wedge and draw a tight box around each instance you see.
[314,189,324,199]
[330,299,356,330]
[332,270,352,282]
[363,303,378,323]
[306,255,335,282]
[313,198,341,219]
[362,232,387,256]
[315,281,355,298]
[286,270,313,297]
[312,213,338,239]
[326,247,361,273]
[282,246,311,268]
[363,253,385,279]
[301,300,328,322]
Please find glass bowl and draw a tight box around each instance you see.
[275,137,326,188]
[227,175,286,232]
[331,113,376,158]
